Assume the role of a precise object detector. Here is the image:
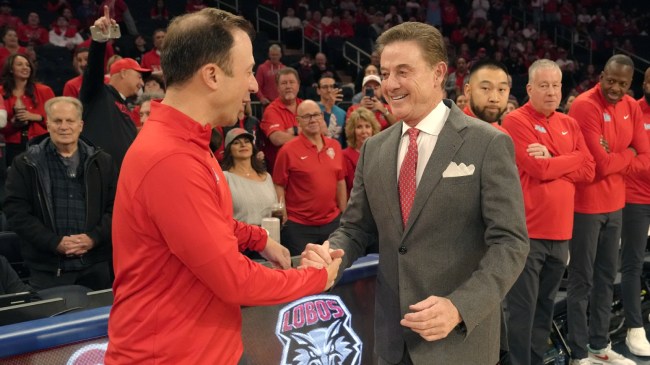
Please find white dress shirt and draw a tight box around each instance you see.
[397,101,450,186]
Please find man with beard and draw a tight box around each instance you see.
[567,55,650,365]
[619,66,650,358]
[502,59,595,365]
[462,59,510,134]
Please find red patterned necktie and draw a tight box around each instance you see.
[398,128,419,228]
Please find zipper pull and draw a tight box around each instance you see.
[57,268,61,277]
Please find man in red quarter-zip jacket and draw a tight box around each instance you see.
[502,59,595,365]
[566,54,650,365]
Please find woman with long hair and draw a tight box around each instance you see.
[221,128,278,226]
[0,54,54,165]
[342,107,380,199]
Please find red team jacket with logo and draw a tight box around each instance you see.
[625,98,650,204]
[503,102,595,240]
[569,84,650,214]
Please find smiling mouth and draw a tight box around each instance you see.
[392,94,407,101]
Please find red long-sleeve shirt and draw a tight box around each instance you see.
[625,98,650,204]
[106,102,327,365]
[503,102,595,239]
[569,84,650,213]
[0,83,54,144]
[254,60,285,102]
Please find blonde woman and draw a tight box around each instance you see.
[342,107,380,198]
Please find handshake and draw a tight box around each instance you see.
[300,241,345,291]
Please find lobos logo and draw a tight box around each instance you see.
[276,295,362,365]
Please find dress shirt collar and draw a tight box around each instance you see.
[400,100,450,137]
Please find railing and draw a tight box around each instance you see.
[343,41,371,73]
[302,23,322,54]
[256,5,280,42]
[250,101,264,119]
[613,47,650,79]
[215,0,238,14]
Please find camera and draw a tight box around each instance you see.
[365,88,374,98]
[90,24,121,41]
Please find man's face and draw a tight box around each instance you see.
[380,40,444,126]
[139,100,151,124]
[269,48,282,64]
[27,13,39,26]
[216,29,258,126]
[297,101,323,137]
[47,102,84,148]
[75,51,88,75]
[527,67,562,117]
[362,81,381,99]
[643,68,650,102]
[122,69,144,97]
[317,77,336,102]
[315,54,327,68]
[600,62,633,104]
[456,58,467,72]
[465,67,510,123]
[153,31,166,49]
[277,73,299,103]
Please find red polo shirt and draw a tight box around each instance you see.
[569,84,650,214]
[503,102,595,240]
[106,102,327,365]
[260,98,302,173]
[273,133,344,226]
[625,98,650,204]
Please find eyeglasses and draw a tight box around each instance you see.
[298,112,323,121]
[319,84,336,89]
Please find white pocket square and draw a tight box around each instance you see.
[442,162,475,178]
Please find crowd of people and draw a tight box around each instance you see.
[0,1,650,365]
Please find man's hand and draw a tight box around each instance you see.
[56,234,94,256]
[527,143,552,159]
[400,296,463,341]
[299,240,344,269]
[260,237,291,269]
[94,5,116,34]
[600,135,610,153]
[323,256,342,290]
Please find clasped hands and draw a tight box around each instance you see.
[56,234,95,256]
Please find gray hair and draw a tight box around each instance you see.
[269,44,282,53]
[137,92,165,105]
[528,59,561,84]
[44,96,83,120]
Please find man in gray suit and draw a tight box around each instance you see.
[302,22,529,364]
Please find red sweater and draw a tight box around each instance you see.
[625,98,650,204]
[503,103,595,239]
[106,102,327,365]
[254,60,285,102]
[140,49,161,73]
[0,84,54,144]
[569,84,650,213]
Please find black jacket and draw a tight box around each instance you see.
[4,135,117,273]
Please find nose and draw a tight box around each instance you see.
[249,74,259,93]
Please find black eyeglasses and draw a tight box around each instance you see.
[298,112,323,121]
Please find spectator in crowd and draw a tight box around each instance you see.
[567,54,650,365]
[563,94,576,113]
[346,75,395,130]
[260,67,302,174]
[46,0,71,15]
[61,7,81,30]
[620,66,650,358]
[384,5,403,28]
[316,76,346,146]
[80,18,150,169]
[323,14,354,40]
[255,44,285,106]
[0,28,27,68]
[135,92,163,127]
[17,12,49,46]
[311,52,338,84]
[100,0,137,36]
[273,100,346,256]
[352,63,379,104]
[281,7,302,50]
[77,0,98,31]
[140,28,165,74]
[222,128,277,225]
[0,255,32,294]
[291,54,315,97]
[503,99,519,119]
[342,106,379,199]
[212,100,262,162]
[0,1,22,30]
[502,59,595,365]
[4,97,116,291]
[462,59,510,132]
[369,11,385,40]
[143,73,164,94]
[455,94,468,110]
[49,15,83,50]
[444,57,468,101]
[0,54,54,166]
[303,21,528,365]
[105,8,339,364]
[126,34,147,64]
[63,47,91,98]
[150,0,169,24]
[185,0,207,13]
[303,10,322,43]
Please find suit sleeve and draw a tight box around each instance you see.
[569,99,635,179]
[142,154,327,307]
[447,133,529,336]
[502,114,585,181]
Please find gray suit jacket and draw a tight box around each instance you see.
[328,101,529,364]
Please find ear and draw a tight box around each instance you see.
[526,83,533,97]
[463,82,470,98]
[201,63,221,91]
[434,61,448,86]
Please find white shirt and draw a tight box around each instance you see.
[397,101,450,186]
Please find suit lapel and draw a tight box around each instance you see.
[379,124,404,232]
[404,105,466,235]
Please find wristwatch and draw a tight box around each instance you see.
[382,109,390,117]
